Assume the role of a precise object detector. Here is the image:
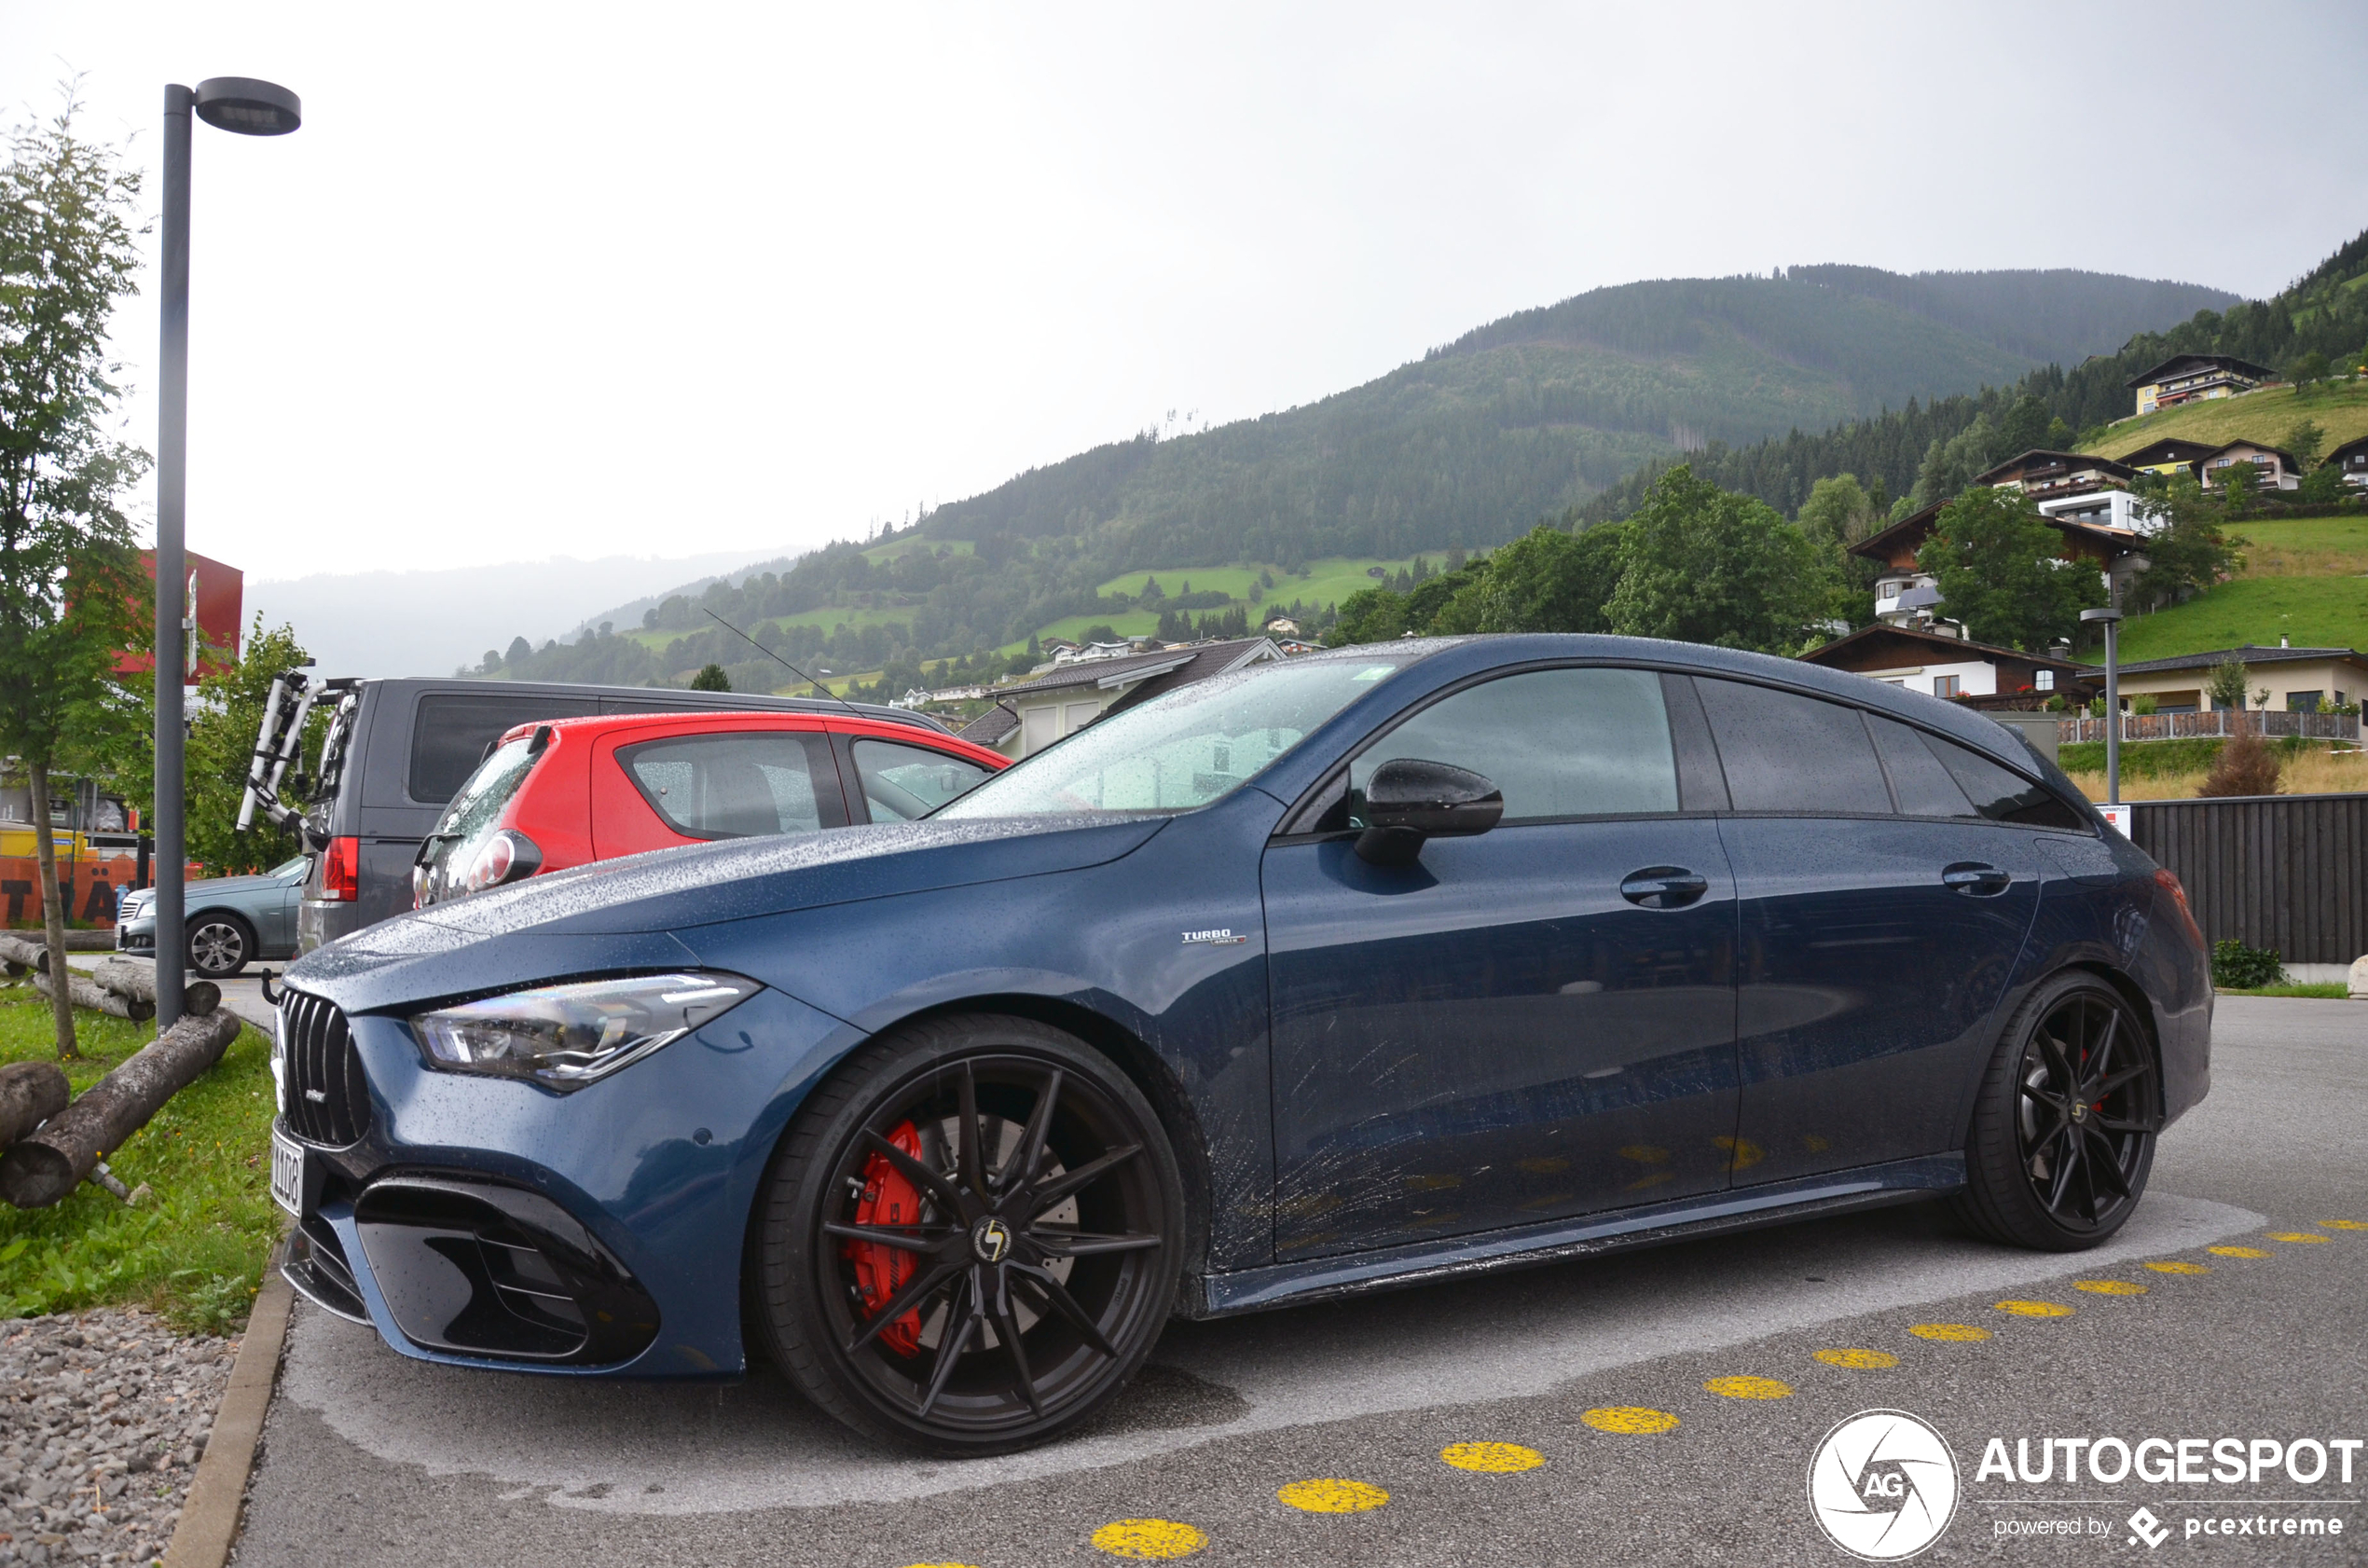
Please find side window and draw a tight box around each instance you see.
[1349,667,1679,824]
[1919,731,2091,830]
[407,694,599,805]
[852,739,993,821]
[1866,715,1976,818]
[1695,679,1891,815]
[618,732,847,839]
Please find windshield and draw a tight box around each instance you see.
[937,657,1398,818]
[415,735,543,904]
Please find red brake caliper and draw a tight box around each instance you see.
[844,1120,926,1357]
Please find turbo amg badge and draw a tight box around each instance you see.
[1181,928,1248,945]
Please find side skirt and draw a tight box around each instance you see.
[1189,1152,1965,1318]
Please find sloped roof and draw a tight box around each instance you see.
[953,705,1019,746]
[2125,352,2279,389]
[1970,448,2137,488]
[2116,436,2223,467]
[1800,622,2093,676]
[1101,638,1285,718]
[2103,644,2368,677]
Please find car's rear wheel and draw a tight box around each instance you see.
[187,914,253,978]
[753,1014,1184,1453]
[1953,972,2158,1250]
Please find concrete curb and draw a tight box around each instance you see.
[162,1245,294,1568]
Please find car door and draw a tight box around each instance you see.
[1262,666,1740,1259]
[837,734,998,822]
[1690,677,2049,1187]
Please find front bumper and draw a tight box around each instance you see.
[117,915,154,953]
[277,983,855,1379]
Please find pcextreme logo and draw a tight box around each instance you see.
[1809,1410,1962,1560]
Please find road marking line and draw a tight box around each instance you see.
[901,1562,984,1567]
[1582,1407,1680,1434]
[2144,1261,2210,1274]
[2320,1219,2366,1231]
[2072,1280,2146,1295]
[1277,1479,1389,1513]
[1993,1300,2074,1317]
[2266,1231,2329,1244]
[1703,1375,1792,1399]
[1908,1323,1991,1341]
[1091,1520,1208,1559]
[2209,1245,2271,1259]
[1813,1349,1898,1369]
[1439,1442,1543,1473]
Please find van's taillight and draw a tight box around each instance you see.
[323,836,360,901]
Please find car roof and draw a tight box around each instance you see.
[492,708,1009,766]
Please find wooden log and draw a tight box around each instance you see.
[0,1061,70,1147]
[0,1008,245,1208]
[0,933,51,974]
[32,968,151,1023]
[89,958,218,1018]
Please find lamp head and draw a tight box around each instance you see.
[194,77,301,135]
[2079,608,2124,625]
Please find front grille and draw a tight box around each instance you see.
[280,989,373,1146]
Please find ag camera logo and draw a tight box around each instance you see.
[1809,1410,1961,1560]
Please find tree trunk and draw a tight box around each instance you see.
[0,1060,70,1147]
[0,1007,244,1208]
[32,967,150,1022]
[89,956,216,1018]
[25,762,77,1059]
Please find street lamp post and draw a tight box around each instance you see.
[155,77,299,1031]
[2081,606,2124,806]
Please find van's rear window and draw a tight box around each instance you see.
[408,694,599,804]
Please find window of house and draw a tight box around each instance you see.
[618,731,843,839]
[1933,674,1962,699]
[2286,691,2324,713]
[1693,679,1890,815]
[1350,667,1679,823]
[2035,670,2056,692]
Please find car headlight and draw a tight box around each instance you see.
[409,971,758,1090]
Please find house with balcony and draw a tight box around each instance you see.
[2197,440,2303,491]
[2126,353,2279,417]
[2101,644,2367,715]
[2118,436,2221,482]
[1852,464,2152,631]
[2325,434,2368,489]
[1798,623,2097,706]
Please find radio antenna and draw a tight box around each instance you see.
[701,609,870,719]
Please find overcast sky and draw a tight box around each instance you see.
[7,1,2365,585]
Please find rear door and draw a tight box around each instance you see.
[1692,679,2049,1186]
[834,732,1000,823]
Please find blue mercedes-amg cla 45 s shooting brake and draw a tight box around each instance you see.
[274,635,2210,1452]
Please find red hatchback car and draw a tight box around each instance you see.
[411,710,1007,908]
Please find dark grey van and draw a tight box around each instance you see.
[295,679,943,953]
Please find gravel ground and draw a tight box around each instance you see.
[0,1309,238,1567]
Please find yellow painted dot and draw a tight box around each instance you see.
[1440,1441,1544,1473]
[1583,1406,1680,1434]
[2073,1280,2147,1295]
[1713,1135,1766,1170]
[1091,1520,1208,1560]
[2210,1245,2271,1259]
[2320,1219,2367,1231]
[1908,1323,1991,1341]
[1704,1375,1793,1399]
[1617,1144,1669,1164]
[902,1562,984,1568]
[1276,1479,1389,1513]
[1994,1300,2074,1317]
[2145,1261,2210,1274]
[2267,1231,2329,1244]
[1814,1348,1898,1369]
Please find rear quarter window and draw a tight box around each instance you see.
[1694,678,1891,815]
[619,731,848,839]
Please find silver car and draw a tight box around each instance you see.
[117,854,310,977]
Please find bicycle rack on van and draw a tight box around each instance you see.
[238,671,361,848]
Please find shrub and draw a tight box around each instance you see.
[2210,940,2286,990]
[2198,720,2282,797]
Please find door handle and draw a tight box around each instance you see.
[1943,862,2013,897]
[1620,867,1710,909]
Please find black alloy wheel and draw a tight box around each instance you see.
[187,915,252,978]
[755,1015,1184,1452]
[1954,973,2159,1250]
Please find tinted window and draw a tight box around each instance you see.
[1866,714,1976,818]
[1696,679,1890,814]
[1921,732,2091,830]
[619,732,844,839]
[408,694,599,804]
[1351,667,1678,823]
[853,739,993,820]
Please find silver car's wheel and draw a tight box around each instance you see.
[187,916,251,978]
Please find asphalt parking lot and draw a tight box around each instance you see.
[229,997,2365,1567]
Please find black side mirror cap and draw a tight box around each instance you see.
[1354,758,1504,865]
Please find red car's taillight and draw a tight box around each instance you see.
[461,829,543,896]
[323,835,360,901]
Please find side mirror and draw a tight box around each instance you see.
[1354,758,1504,866]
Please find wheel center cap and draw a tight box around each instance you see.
[2071,1101,2087,1123]
[971,1216,1012,1264]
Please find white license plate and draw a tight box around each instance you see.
[269,1127,305,1218]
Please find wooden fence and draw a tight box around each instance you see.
[2127,792,2368,964]
[2060,711,2361,744]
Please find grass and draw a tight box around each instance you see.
[2237,516,2368,578]
[2082,379,2368,462]
[2062,743,2368,802]
[0,990,279,1332]
[2102,577,2368,664]
[2216,983,2349,998]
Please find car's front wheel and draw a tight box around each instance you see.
[186,914,253,978]
[752,1014,1185,1453]
[1954,972,2159,1250]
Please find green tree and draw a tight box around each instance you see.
[1604,466,1827,653]
[2285,350,2328,395]
[1431,523,1629,635]
[689,663,731,691]
[2206,655,2251,712]
[2127,475,2247,612]
[0,99,149,1057]
[172,620,329,878]
[1913,488,2102,652]
[2285,418,2324,471]
[2212,459,2262,520]
[1910,413,1998,507]
[1325,586,1406,646]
